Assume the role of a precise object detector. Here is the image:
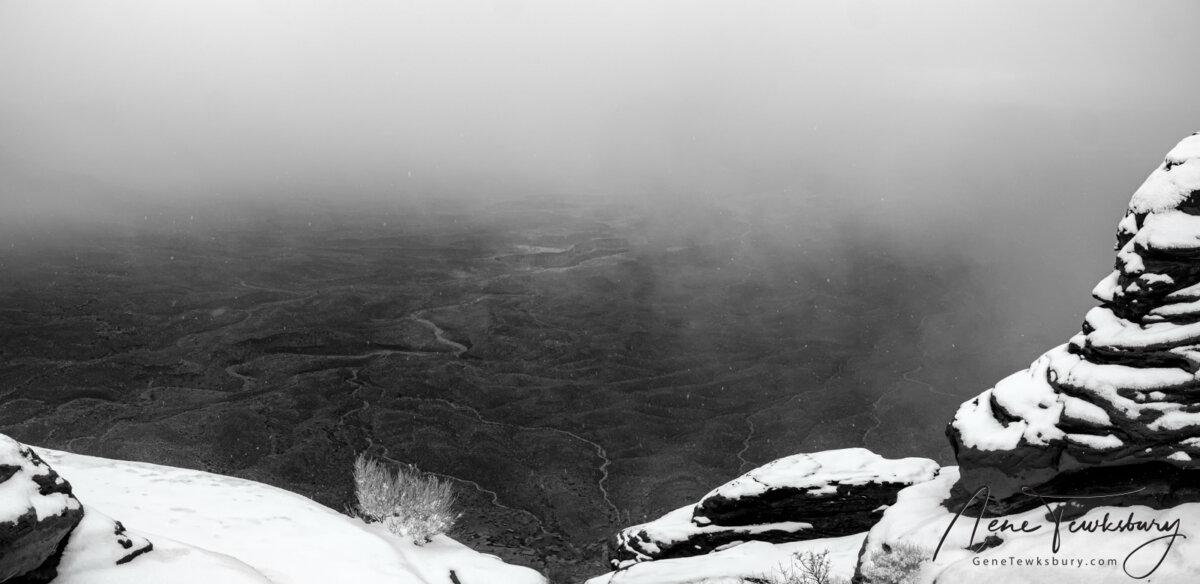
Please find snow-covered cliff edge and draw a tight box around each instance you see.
[0,434,544,584]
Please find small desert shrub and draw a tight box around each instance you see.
[352,453,459,544]
[859,542,929,584]
[749,549,848,584]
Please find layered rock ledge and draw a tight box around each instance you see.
[609,448,938,568]
[949,132,1200,501]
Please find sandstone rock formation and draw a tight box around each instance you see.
[0,434,155,584]
[0,434,85,583]
[590,133,1200,584]
[609,448,938,568]
[693,448,940,527]
[949,132,1200,501]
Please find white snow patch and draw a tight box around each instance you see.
[56,507,269,584]
[1064,433,1123,450]
[587,533,866,584]
[32,446,545,584]
[1133,210,1200,250]
[1129,132,1200,213]
[701,448,939,503]
[952,354,1065,451]
[616,504,813,567]
[0,434,80,524]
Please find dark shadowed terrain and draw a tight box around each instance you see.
[0,194,1094,580]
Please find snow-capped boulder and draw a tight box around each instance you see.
[609,449,938,568]
[0,434,85,582]
[948,131,1200,501]
[694,448,940,527]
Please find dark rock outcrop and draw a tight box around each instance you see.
[693,449,939,528]
[609,448,938,568]
[948,132,1200,503]
[0,435,85,583]
[612,504,816,568]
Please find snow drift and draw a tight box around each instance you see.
[0,434,545,584]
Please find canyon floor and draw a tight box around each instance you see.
[0,195,1062,581]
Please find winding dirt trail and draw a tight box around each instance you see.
[861,315,956,448]
[408,315,469,355]
[394,395,621,522]
[341,295,625,523]
[734,417,756,473]
[337,359,561,545]
[861,369,916,449]
[902,365,959,399]
[732,363,846,474]
[861,363,957,448]
[403,294,499,357]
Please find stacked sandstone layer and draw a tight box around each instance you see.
[610,448,938,568]
[950,132,1200,499]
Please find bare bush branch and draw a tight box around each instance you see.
[352,453,460,545]
[749,549,848,584]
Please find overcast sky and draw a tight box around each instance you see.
[2,0,1198,232]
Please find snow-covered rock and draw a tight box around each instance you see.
[592,132,1200,584]
[949,131,1200,500]
[0,434,84,582]
[848,133,1200,583]
[694,448,940,526]
[857,466,1200,584]
[1,437,545,584]
[613,503,817,569]
[608,448,937,569]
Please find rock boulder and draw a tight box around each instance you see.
[609,448,938,568]
[694,448,940,527]
[0,434,85,583]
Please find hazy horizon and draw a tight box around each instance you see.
[3,1,1198,206]
[6,0,1200,372]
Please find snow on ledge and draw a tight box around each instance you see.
[702,448,940,502]
[0,434,80,524]
[31,446,545,584]
[1129,131,1200,213]
[588,533,867,584]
